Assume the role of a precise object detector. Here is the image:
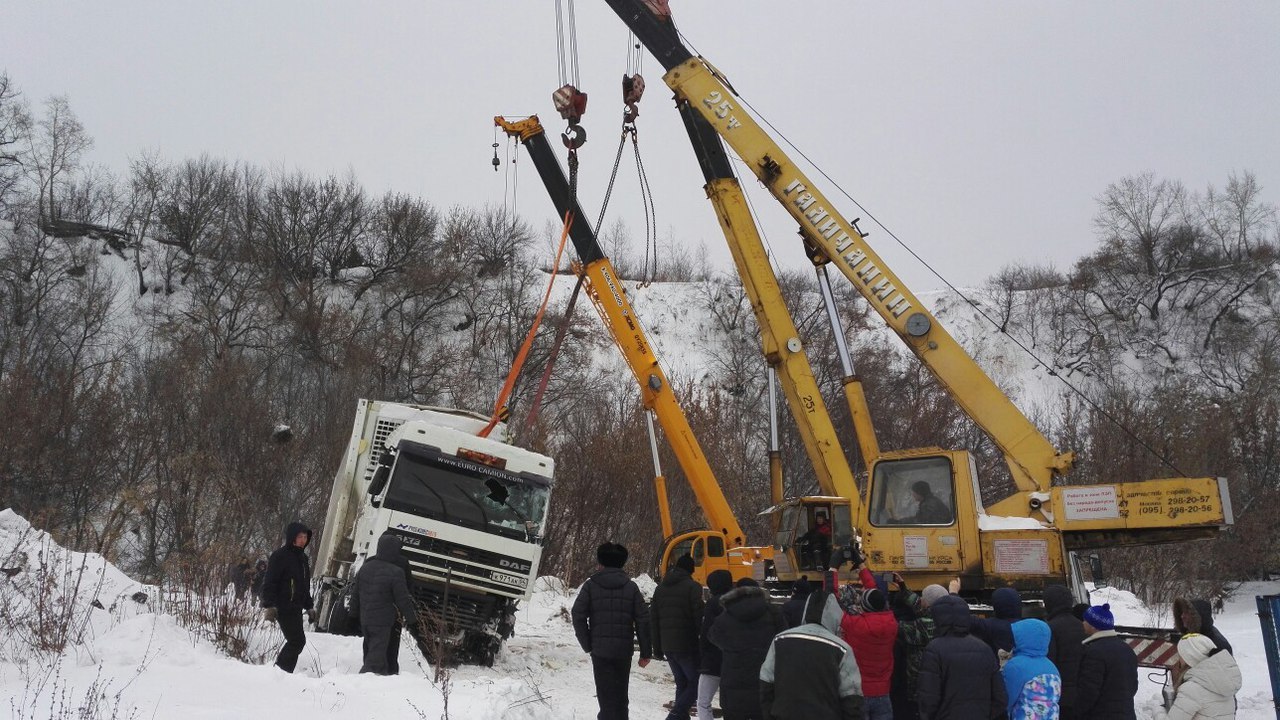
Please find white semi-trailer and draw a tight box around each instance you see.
[313,399,555,665]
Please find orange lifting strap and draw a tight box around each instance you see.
[478,211,575,439]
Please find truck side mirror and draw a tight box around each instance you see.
[1089,554,1108,588]
[368,465,390,498]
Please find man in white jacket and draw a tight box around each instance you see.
[1160,634,1241,720]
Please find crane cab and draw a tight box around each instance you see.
[761,496,854,583]
[656,530,772,586]
[859,450,979,587]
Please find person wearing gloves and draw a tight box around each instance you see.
[835,561,898,720]
[260,521,314,673]
[1076,604,1139,720]
[918,594,1007,719]
[1001,618,1062,720]
[348,532,420,675]
[696,569,734,720]
[1158,633,1241,720]
[759,589,864,720]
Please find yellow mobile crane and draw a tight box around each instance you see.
[495,115,782,584]
[605,0,1232,596]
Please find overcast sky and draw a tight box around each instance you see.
[5,1,1279,291]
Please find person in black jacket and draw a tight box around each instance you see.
[1076,603,1138,720]
[349,533,419,675]
[261,521,314,673]
[781,576,812,629]
[709,579,784,720]
[972,586,1022,656]
[1173,597,1233,654]
[1044,585,1086,720]
[652,554,705,720]
[571,542,652,720]
[697,570,734,720]
[917,594,1006,720]
[381,530,416,674]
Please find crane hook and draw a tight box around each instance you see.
[561,124,587,150]
[492,142,501,171]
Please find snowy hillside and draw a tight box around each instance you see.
[3,510,1277,719]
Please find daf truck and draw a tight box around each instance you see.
[313,399,555,665]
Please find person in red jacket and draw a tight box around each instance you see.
[836,559,898,720]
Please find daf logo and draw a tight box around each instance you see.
[499,558,531,573]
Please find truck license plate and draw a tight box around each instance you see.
[489,571,528,589]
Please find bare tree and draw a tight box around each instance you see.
[22,96,92,225]
[351,191,440,301]
[0,72,31,212]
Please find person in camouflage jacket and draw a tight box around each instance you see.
[889,579,935,720]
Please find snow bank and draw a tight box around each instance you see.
[0,510,675,718]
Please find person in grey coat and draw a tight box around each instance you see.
[349,533,419,675]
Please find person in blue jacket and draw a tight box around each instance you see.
[1002,619,1063,720]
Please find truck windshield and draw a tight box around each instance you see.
[383,446,551,542]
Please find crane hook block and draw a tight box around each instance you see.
[561,124,587,150]
[623,74,645,105]
[552,84,588,124]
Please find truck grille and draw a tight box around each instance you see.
[393,533,531,599]
[408,583,503,633]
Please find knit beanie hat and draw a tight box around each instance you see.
[861,588,888,613]
[1083,603,1115,631]
[597,542,628,569]
[707,569,734,596]
[675,554,696,574]
[921,584,950,608]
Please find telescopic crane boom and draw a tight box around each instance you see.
[495,116,773,582]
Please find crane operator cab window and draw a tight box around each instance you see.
[869,456,956,527]
[798,505,850,570]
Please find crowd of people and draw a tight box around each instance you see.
[246,525,1243,718]
[571,541,1243,720]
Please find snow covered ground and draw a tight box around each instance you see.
[3,509,1277,719]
